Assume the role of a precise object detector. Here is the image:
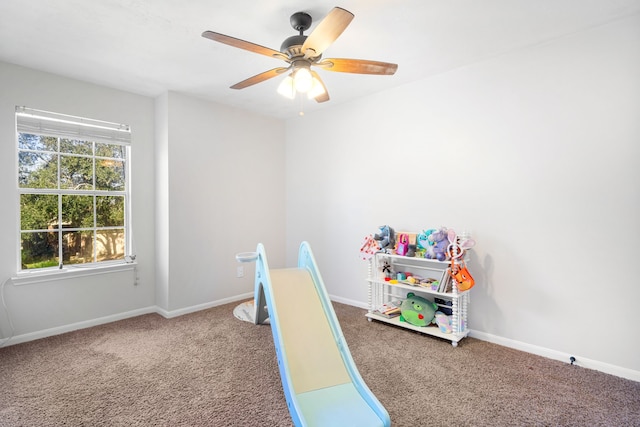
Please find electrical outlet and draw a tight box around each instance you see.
[236,266,244,278]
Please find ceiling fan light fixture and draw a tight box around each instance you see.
[277,71,325,101]
[307,76,326,99]
[277,74,296,99]
[292,67,313,93]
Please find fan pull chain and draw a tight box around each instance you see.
[298,92,305,116]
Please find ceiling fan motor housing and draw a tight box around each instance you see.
[280,35,307,56]
[281,12,313,58]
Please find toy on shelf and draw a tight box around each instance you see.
[434,311,452,334]
[425,227,449,261]
[399,292,437,327]
[380,259,392,279]
[416,230,432,258]
[395,232,417,257]
[361,226,477,283]
[446,229,476,291]
[446,229,476,259]
[396,233,410,256]
[417,230,430,251]
[374,225,395,254]
[359,234,380,260]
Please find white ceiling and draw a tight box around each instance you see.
[1,0,639,119]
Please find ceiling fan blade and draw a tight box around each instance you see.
[316,58,398,75]
[230,67,290,89]
[310,71,330,103]
[202,31,289,61]
[301,7,354,58]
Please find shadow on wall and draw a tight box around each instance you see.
[468,250,504,334]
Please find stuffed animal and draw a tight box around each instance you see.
[417,230,431,250]
[434,311,452,334]
[425,227,449,261]
[415,230,432,258]
[446,229,476,260]
[380,259,392,279]
[399,292,437,327]
[374,225,395,254]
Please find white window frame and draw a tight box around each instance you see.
[14,106,134,283]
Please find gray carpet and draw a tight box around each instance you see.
[1,301,639,426]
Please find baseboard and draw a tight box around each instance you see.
[4,306,157,347]
[2,293,255,347]
[469,330,640,383]
[155,292,253,319]
[329,294,368,309]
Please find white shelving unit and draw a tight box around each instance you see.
[365,252,470,347]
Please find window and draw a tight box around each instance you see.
[16,107,132,272]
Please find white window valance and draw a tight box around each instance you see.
[15,106,131,145]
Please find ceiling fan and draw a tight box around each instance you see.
[202,7,398,103]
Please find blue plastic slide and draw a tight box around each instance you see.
[249,242,390,427]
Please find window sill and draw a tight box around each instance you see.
[12,262,137,286]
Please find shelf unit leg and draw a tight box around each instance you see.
[367,258,373,314]
[451,294,459,333]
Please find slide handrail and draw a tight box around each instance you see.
[297,242,391,426]
[253,243,305,426]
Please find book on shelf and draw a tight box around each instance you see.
[438,271,453,293]
[373,300,402,318]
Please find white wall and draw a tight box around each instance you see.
[0,62,157,338]
[285,15,640,377]
[0,63,288,339]
[156,92,286,314]
[155,92,170,311]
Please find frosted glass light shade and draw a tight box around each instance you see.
[277,75,296,99]
[277,70,326,101]
[293,67,313,93]
[307,77,326,99]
